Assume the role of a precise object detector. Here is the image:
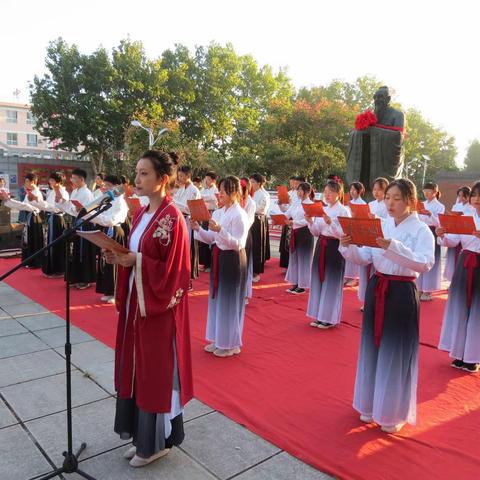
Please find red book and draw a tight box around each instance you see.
[302,203,325,217]
[438,214,476,235]
[277,186,290,205]
[187,199,211,222]
[349,203,370,219]
[270,214,289,226]
[338,217,384,248]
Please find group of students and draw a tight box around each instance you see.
[2,150,480,467]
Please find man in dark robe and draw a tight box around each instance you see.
[346,86,405,196]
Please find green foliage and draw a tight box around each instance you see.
[30,40,458,190]
[464,139,480,171]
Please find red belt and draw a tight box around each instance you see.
[212,245,220,299]
[318,236,336,283]
[290,228,296,253]
[374,272,415,348]
[463,250,480,309]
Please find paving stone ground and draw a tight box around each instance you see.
[0,244,333,480]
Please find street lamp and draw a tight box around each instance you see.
[130,120,169,148]
[421,154,430,187]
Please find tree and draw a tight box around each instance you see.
[30,38,165,174]
[464,139,480,171]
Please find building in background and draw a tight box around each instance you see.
[0,101,92,197]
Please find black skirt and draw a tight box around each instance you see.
[22,212,44,268]
[42,213,66,276]
[251,214,270,275]
[198,220,212,268]
[279,224,290,268]
[67,220,98,285]
[96,225,126,295]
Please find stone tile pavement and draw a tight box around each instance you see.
[0,278,333,480]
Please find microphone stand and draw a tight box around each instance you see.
[0,201,114,479]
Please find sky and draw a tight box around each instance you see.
[2,0,479,166]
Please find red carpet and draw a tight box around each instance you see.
[1,257,480,480]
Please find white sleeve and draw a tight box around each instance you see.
[308,217,324,236]
[5,198,39,213]
[194,227,215,244]
[31,197,58,213]
[56,200,78,217]
[217,216,248,251]
[437,233,461,248]
[338,244,374,265]
[383,228,435,273]
[91,198,128,227]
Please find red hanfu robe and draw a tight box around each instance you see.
[114,196,194,413]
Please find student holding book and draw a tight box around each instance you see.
[306,179,350,328]
[444,186,472,282]
[283,182,314,294]
[104,150,193,468]
[198,171,219,272]
[90,174,129,303]
[55,168,97,289]
[358,178,389,306]
[241,177,256,303]
[31,171,69,277]
[344,181,366,287]
[339,179,434,433]
[192,176,249,357]
[436,182,480,373]
[417,182,445,301]
[0,173,44,268]
[173,162,202,288]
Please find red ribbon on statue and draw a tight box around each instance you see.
[354,110,406,136]
[318,236,336,283]
[374,272,415,348]
[212,245,220,299]
[463,250,479,309]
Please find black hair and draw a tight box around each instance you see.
[178,165,192,176]
[140,150,178,179]
[372,177,389,191]
[298,182,314,201]
[72,168,87,180]
[120,175,129,185]
[289,175,297,180]
[24,173,38,183]
[96,172,105,180]
[219,176,241,202]
[168,151,180,165]
[350,181,365,196]
[49,171,64,184]
[193,176,202,183]
[205,171,217,181]
[457,186,471,198]
[423,181,441,199]
[324,179,344,202]
[470,182,480,199]
[103,174,121,186]
[250,173,266,185]
[296,175,306,182]
[386,179,418,209]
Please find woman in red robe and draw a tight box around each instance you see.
[105,150,193,468]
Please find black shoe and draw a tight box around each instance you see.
[188,280,193,292]
[293,288,305,294]
[286,285,297,293]
[462,362,480,373]
[450,359,465,370]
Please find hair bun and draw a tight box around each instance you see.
[168,151,179,166]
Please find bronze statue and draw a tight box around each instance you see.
[346,86,405,195]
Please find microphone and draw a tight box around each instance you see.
[77,186,125,218]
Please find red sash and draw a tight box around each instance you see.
[463,250,479,309]
[212,245,220,299]
[318,236,336,283]
[374,272,415,348]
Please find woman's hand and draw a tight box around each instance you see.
[0,191,9,201]
[305,214,313,224]
[190,219,200,231]
[209,219,221,233]
[340,234,352,246]
[103,250,136,267]
[376,238,391,250]
[420,209,431,216]
[323,214,332,225]
[368,213,376,219]
[473,231,480,239]
[436,227,446,237]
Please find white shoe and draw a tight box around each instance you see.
[252,275,261,283]
[101,295,115,303]
[123,446,137,459]
[129,448,170,468]
[245,298,249,305]
[381,423,405,434]
[204,343,216,353]
[309,321,320,327]
[213,347,241,357]
[316,322,334,329]
[360,414,374,423]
